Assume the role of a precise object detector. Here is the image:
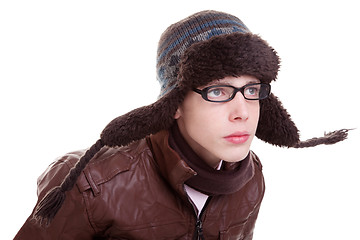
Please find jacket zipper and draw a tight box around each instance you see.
[195,218,205,240]
[195,197,212,240]
[183,185,212,240]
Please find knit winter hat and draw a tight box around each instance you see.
[157,10,251,96]
[33,10,350,225]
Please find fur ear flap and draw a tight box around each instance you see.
[256,94,300,147]
[101,87,186,147]
[256,94,351,147]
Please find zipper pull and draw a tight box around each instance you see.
[196,219,205,240]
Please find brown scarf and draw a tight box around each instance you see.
[169,124,255,196]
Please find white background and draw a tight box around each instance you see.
[1,0,359,239]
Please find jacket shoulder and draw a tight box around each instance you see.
[76,139,152,194]
[37,139,152,198]
[36,150,84,198]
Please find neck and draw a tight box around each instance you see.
[169,123,254,196]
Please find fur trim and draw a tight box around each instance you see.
[178,33,280,88]
[256,94,299,147]
[100,87,187,147]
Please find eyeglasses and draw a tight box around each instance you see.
[193,83,271,102]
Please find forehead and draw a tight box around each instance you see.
[204,75,260,87]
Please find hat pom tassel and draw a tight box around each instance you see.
[293,128,352,148]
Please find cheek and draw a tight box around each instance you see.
[186,109,224,147]
[182,106,213,130]
[244,101,260,129]
[253,103,260,124]
[178,93,209,120]
[178,98,218,135]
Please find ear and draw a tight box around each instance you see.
[174,107,181,119]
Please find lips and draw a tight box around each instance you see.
[224,132,250,144]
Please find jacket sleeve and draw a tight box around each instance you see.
[14,154,97,240]
[242,204,261,240]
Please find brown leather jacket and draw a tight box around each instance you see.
[15,130,265,240]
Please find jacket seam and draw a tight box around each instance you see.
[113,219,189,231]
[63,157,98,235]
[84,168,101,196]
[82,190,100,234]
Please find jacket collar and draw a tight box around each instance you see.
[148,130,196,197]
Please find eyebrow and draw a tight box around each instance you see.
[207,78,260,86]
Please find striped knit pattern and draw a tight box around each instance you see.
[156,10,250,97]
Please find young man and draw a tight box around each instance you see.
[14,10,349,239]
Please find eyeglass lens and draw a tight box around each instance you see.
[206,84,269,101]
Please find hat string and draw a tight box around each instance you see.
[293,129,352,148]
[33,139,104,226]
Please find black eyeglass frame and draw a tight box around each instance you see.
[193,83,271,102]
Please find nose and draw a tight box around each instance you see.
[228,92,249,121]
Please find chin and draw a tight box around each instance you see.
[222,150,250,163]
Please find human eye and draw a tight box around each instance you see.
[207,86,229,100]
[244,85,260,97]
